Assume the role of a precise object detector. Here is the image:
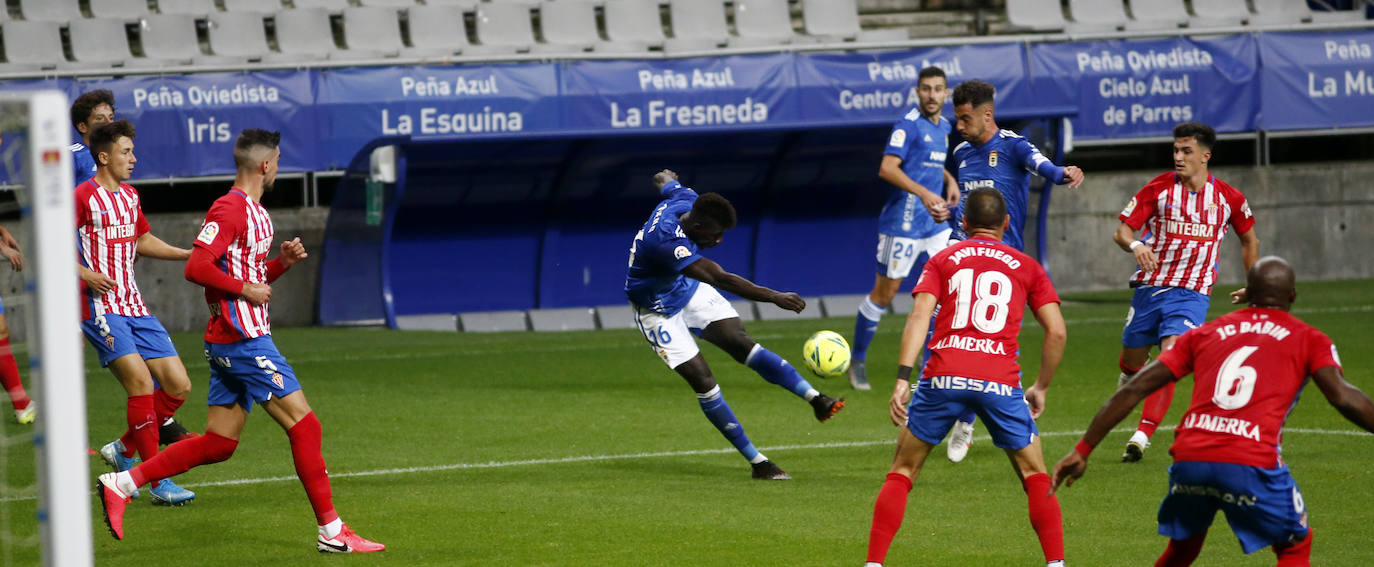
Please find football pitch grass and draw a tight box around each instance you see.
[2,279,1372,566]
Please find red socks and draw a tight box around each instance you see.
[287,412,339,526]
[118,395,158,462]
[0,338,29,411]
[866,472,913,564]
[1274,529,1313,567]
[1138,382,1176,438]
[131,431,237,488]
[1155,533,1206,567]
[1119,354,1143,376]
[1022,473,1065,564]
[153,389,185,426]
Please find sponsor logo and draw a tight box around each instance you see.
[1169,482,1258,507]
[1242,201,1253,219]
[930,334,1010,356]
[1163,219,1216,241]
[923,134,932,142]
[1121,197,1138,217]
[962,179,994,193]
[928,375,1015,396]
[272,372,285,389]
[889,129,907,148]
[196,221,220,245]
[133,420,153,430]
[1180,412,1261,441]
[675,226,686,239]
[958,160,967,168]
[928,151,947,162]
[673,246,691,260]
[105,335,115,349]
[988,150,998,167]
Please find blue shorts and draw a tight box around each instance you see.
[81,314,179,367]
[1122,286,1210,348]
[906,376,1037,451]
[204,335,301,412]
[1158,461,1308,554]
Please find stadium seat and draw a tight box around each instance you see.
[731,0,806,47]
[1188,0,1250,27]
[69,18,140,69]
[459,311,530,333]
[423,0,479,8]
[666,0,729,53]
[1311,6,1368,24]
[393,313,458,331]
[223,0,283,13]
[17,0,82,24]
[474,3,535,53]
[1125,0,1188,29]
[594,305,637,330]
[1066,0,1129,32]
[604,0,666,49]
[407,5,490,58]
[357,0,416,7]
[528,308,597,332]
[801,0,909,41]
[292,0,351,14]
[0,21,73,70]
[755,297,823,320]
[158,0,217,18]
[340,7,405,59]
[207,12,284,63]
[1004,0,1068,32]
[818,294,869,319]
[1250,0,1313,25]
[89,0,152,22]
[272,8,338,61]
[140,14,239,66]
[538,1,602,54]
[729,300,758,322]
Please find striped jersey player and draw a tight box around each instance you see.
[1114,122,1260,463]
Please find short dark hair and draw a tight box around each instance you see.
[964,187,1006,230]
[918,66,946,83]
[691,192,737,231]
[70,89,115,131]
[234,129,281,170]
[89,119,135,162]
[951,80,995,108]
[1172,122,1217,150]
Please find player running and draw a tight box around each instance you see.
[865,188,1068,567]
[848,65,959,391]
[0,224,34,424]
[97,129,385,553]
[1115,122,1259,462]
[1052,256,1372,567]
[69,89,114,187]
[77,120,197,506]
[943,79,1085,462]
[625,169,845,480]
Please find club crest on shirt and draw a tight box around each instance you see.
[889,129,906,148]
[105,335,115,349]
[272,372,284,389]
[674,245,691,260]
[988,151,998,167]
[197,221,220,245]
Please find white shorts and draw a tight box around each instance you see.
[876,228,952,279]
[633,283,740,369]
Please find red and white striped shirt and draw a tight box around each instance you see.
[193,189,275,343]
[1119,172,1254,296]
[75,179,151,320]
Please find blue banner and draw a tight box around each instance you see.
[1258,30,1374,130]
[1030,34,1259,140]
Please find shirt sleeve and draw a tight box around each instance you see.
[658,180,698,202]
[1155,329,1195,381]
[1026,264,1061,310]
[1225,187,1256,235]
[1306,330,1344,375]
[912,256,943,298]
[1118,185,1157,230]
[192,200,244,258]
[655,236,701,273]
[73,185,89,228]
[130,188,151,238]
[1017,138,1065,184]
[883,120,915,158]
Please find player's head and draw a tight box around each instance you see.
[70,90,116,140]
[683,192,736,249]
[961,187,1009,236]
[916,66,948,119]
[952,80,996,143]
[234,129,282,191]
[1246,256,1297,311]
[89,119,136,182]
[1172,122,1215,179]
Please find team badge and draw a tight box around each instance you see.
[105,335,115,349]
[656,348,670,363]
[196,221,220,245]
[673,246,691,260]
[272,372,285,389]
[888,129,906,148]
[988,151,998,167]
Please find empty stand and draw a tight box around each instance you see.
[1188,0,1251,27]
[1067,0,1129,32]
[207,11,281,63]
[140,14,238,65]
[422,0,479,8]
[18,0,82,24]
[604,0,666,48]
[0,21,71,70]
[1004,0,1068,32]
[357,0,416,7]
[538,1,600,53]
[292,0,351,13]
[406,5,478,57]
[272,8,338,60]
[1250,0,1313,25]
[801,0,909,41]
[474,3,536,53]
[731,0,797,46]
[666,0,729,52]
[69,18,139,69]
[223,0,284,13]
[158,0,217,18]
[340,7,405,59]
[1125,0,1188,29]
[89,0,152,22]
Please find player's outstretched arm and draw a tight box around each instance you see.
[878,155,948,222]
[0,226,22,272]
[653,169,678,191]
[1312,366,1374,433]
[890,292,936,426]
[1051,361,1178,492]
[680,256,804,312]
[266,237,308,283]
[1024,302,1067,419]
[136,233,191,261]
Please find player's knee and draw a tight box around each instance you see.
[205,435,238,463]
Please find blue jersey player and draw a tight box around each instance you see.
[849,66,960,392]
[625,169,846,480]
[944,79,1084,462]
[69,89,115,187]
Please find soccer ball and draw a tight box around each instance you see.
[802,330,851,378]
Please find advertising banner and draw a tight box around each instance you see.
[1258,30,1374,130]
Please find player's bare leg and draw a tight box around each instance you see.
[700,318,844,422]
[1154,532,1207,567]
[852,274,903,391]
[1124,336,1179,462]
[145,356,199,445]
[1006,437,1065,567]
[865,427,933,566]
[261,390,385,553]
[674,354,787,479]
[0,313,33,423]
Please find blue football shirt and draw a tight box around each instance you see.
[950,130,1065,251]
[880,108,952,239]
[70,142,96,187]
[624,180,706,316]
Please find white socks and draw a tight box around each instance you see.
[320,518,343,539]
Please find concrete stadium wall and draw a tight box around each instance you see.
[1,161,1369,340]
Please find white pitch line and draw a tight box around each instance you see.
[3,426,1369,504]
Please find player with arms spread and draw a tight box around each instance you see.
[97,129,385,553]
[848,65,960,391]
[77,120,197,506]
[864,188,1068,567]
[942,79,1085,462]
[625,169,845,480]
[1115,122,1259,462]
[1053,256,1373,567]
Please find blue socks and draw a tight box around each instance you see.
[851,297,885,361]
[697,386,764,463]
[745,344,817,400]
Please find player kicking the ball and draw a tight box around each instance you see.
[625,169,845,480]
[97,129,384,553]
